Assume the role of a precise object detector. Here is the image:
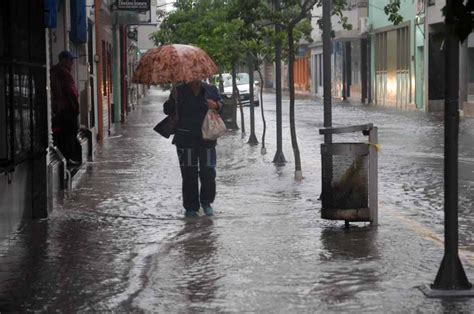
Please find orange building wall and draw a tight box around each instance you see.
[293,57,310,92]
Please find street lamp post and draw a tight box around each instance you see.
[322,0,332,138]
[320,0,333,206]
[421,0,473,298]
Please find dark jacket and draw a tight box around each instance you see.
[164,83,223,147]
[50,63,79,117]
[50,63,80,132]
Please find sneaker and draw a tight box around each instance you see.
[202,204,214,217]
[184,210,199,218]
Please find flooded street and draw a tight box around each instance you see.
[1,88,473,312]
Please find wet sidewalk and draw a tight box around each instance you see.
[1,88,474,312]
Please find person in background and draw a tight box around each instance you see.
[50,50,81,166]
[163,80,223,218]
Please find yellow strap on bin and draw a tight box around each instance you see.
[366,142,381,152]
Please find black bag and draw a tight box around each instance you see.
[153,114,177,138]
[153,89,179,138]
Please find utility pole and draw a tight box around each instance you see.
[422,0,473,298]
[320,0,333,205]
[322,0,332,138]
[272,0,286,164]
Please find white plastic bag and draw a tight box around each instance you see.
[202,109,227,140]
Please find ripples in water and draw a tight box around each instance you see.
[3,90,474,312]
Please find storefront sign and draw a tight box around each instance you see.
[116,0,150,11]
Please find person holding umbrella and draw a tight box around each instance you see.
[132,44,223,218]
[164,80,223,217]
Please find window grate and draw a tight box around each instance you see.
[0,0,47,171]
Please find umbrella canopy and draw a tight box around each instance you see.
[132,44,218,85]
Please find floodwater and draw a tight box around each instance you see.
[1,88,473,312]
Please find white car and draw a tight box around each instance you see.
[217,73,259,106]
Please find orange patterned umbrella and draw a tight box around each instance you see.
[132,44,218,85]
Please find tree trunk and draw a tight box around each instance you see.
[272,0,286,164]
[257,67,267,154]
[232,63,245,136]
[288,28,302,180]
[218,71,224,93]
[248,53,258,144]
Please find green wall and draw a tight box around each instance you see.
[415,23,424,109]
[368,0,421,109]
[369,0,416,29]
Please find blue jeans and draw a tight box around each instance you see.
[177,145,216,211]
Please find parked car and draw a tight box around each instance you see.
[213,73,259,106]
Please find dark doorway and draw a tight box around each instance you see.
[428,32,445,100]
[0,0,48,219]
[0,0,47,169]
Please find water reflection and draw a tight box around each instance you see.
[1,89,473,312]
[0,221,49,311]
[441,299,474,312]
[320,226,379,261]
[178,218,219,307]
[317,226,380,306]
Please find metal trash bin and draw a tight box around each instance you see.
[220,98,239,130]
[319,124,378,225]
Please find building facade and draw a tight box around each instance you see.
[310,0,369,103]
[0,0,150,245]
[0,0,49,244]
[368,0,419,110]
[425,0,474,116]
[307,0,473,115]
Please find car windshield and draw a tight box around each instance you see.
[222,77,233,87]
[236,73,249,84]
[214,73,250,88]
[212,74,232,88]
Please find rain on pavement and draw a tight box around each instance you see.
[1,88,473,312]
